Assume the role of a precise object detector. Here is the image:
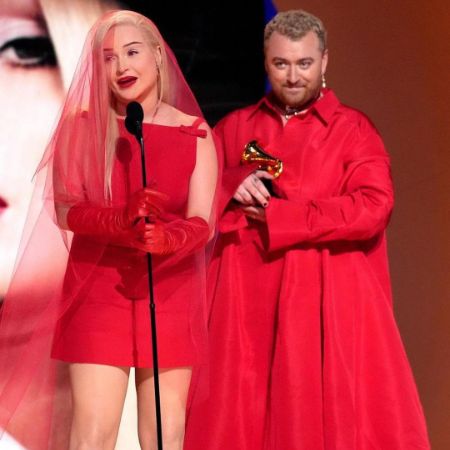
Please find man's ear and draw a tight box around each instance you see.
[321,48,329,74]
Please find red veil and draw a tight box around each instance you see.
[0,10,218,449]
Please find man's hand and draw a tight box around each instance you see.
[241,205,266,223]
[233,170,274,206]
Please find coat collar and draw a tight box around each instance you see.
[247,88,339,126]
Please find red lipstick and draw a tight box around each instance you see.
[0,197,7,216]
[117,76,137,88]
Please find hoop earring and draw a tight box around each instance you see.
[322,74,327,88]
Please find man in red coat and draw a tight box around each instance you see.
[185,9,430,450]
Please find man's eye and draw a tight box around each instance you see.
[274,62,286,68]
[0,36,57,68]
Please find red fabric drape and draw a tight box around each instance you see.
[185,90,430,449]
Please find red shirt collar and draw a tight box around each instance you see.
[248,88,339,125]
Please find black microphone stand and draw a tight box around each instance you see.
[126,111,163,450]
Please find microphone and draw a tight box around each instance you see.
[125,101,144,140]
[124,104,163,450]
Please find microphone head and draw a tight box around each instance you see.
[126,101,144,122]
[124,115,137,136]
[125,101,144,139]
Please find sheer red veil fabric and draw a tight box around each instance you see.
[0,10,217,449]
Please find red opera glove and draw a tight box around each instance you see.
[134,216,210,255]
[66,188,167,235]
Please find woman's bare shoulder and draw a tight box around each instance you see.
[154,103,204,127]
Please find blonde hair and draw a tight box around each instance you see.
[90,10,170,199]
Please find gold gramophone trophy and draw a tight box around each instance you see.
[241,140,283,195]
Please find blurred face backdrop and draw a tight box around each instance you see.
[0,0,115,301]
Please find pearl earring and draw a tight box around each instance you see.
[322,74,327,88]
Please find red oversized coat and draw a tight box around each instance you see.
[184,90,430,449]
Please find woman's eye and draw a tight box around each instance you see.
[0,36,56,68]
[127,49,138,56]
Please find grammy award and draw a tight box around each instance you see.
[241,140,283,178]
[241,140,283,195]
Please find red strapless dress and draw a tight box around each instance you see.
[51,119,206,368]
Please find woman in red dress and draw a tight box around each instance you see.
[0,10,218,450]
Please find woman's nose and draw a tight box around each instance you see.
[116,56,127,74]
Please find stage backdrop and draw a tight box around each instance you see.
[274,1,450,448]
[0,1,448,448]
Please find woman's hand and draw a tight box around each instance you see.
[128,217,209,255]
[124,188,168,225]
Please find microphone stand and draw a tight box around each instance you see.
[135,124,163,450]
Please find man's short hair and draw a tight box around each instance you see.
[264,10,327,52]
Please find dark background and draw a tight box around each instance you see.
[122,1,266,124]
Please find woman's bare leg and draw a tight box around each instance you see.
[69,363,130,450]
[135,367,192,450]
